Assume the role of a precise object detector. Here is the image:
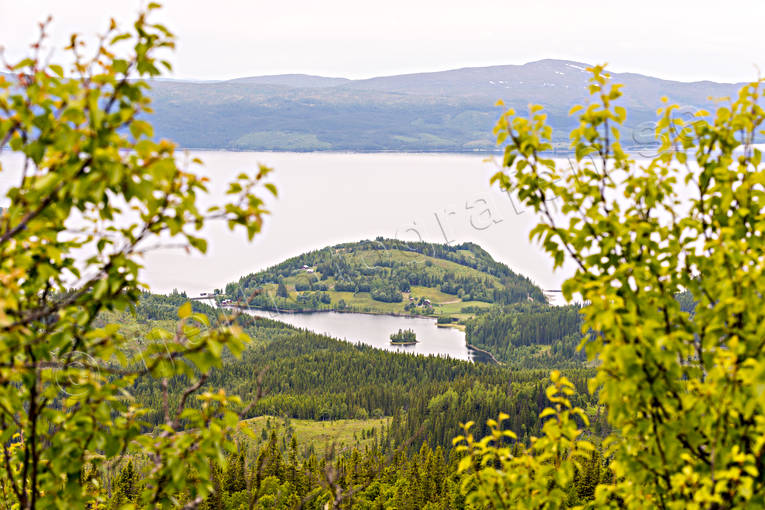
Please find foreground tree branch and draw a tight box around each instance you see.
[0,6,276,508]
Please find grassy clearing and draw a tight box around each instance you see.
[330,292,404,313]
[438,300,493,314]
[409,285,457,304]
[254,286,495,319]
[243,416,391,455]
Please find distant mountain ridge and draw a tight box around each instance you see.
[207,60,745,96]
[2,62,753,152]
[226,74,351,88]
[342,59,744,98]
[144,59,750,152]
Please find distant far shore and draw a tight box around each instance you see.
[151,147,666,157]
[171,147,507,155]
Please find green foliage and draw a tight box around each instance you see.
[389,328,417,343]
[111,460,139,507]
[465,303,586,367]
[474,63,765,507]
[0,7,276,508]
[276,280,289,298]
[99,427,466,509]
[455,371,595,509]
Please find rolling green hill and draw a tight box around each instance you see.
[223,238,545,320]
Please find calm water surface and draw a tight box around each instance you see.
[1,150,576,360]
[243,309,493,363]
[0,151,572,297]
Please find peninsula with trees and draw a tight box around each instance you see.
[223,238,546,325]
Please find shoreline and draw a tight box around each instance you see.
[232,304,502,365]
[229,304,439,321]
[465,343,503,365]
[171,147,507,155]
[147,147,663,157]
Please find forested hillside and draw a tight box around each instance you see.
[123,294,600,451]
[224,238,545,318]
[60,280,604,508]
[465,303,586,366]
[101,292,607,508]
[100,419,610,509]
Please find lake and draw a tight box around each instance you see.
[0,151,573,300]
[242,308,494,363]
[0,150,579,362]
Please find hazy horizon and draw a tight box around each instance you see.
[2,0,764,84]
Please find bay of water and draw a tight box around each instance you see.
[0,151,572,298]
[1,150,573,360]
[243,308,493,363]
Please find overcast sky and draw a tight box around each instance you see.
[1,0,763,83]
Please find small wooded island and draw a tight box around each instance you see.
[390,328,418,345]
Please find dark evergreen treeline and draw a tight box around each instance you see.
[465,303,587,367]
[101,419,611,509]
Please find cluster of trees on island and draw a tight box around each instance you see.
[389,328,417,344]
